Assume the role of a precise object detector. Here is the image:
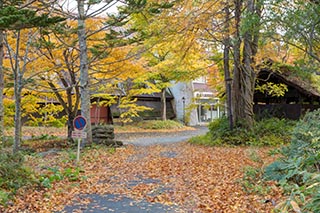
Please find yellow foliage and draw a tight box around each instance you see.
[118,97,152,123]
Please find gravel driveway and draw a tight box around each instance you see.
[115,126,209,146]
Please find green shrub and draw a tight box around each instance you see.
[188,134,213,146]
[136,120,185,129]
[200,117,294,146]
[241,166,271,196]
[264,109,320,212]
[39,166,81,188]
[0,150,35,205]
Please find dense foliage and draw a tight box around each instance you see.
[264,109,320,212]
[190,117,295,146]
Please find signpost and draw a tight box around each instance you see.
[72,115,87,163]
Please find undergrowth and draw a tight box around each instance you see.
[0,150,35,206]
[264,109,320,212]
[189,117,295,146]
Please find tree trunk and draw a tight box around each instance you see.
[231,0,260,129]
[67,113,75,139]
[77,0,92,146]
[13,77,22,152]
[223,1,233,130]
[232,0,242,126]
[241,0,256,128]
[161,88,167,120]
[13,30,22,152]
[0,30,4,143]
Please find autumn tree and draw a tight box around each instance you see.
[0,0,27,144]
[131,1,210,120]
[0,3,64,152]
[47,0,152,146]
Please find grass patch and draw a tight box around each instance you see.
[115,120,186,131]
[135,120,185,129]
[189,117,295,146]
[188,134,212,146]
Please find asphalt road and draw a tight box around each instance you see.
[115,126,209,146]
[60,126,208,213]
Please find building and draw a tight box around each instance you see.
[254,65,320,120]
[170,76,223,126]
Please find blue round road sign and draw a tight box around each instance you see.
[73,116,87,130]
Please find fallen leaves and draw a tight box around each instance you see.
[1,143,283,212]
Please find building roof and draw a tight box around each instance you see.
[258,65,320,98]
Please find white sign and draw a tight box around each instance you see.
[71,131,87,139]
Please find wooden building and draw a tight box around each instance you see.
[254,66,320,120]
[110,92,176,121]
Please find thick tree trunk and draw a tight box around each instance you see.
[232,0,260,129]
[77,0,92,146]
[161,88,167,120]
[240,0,260,128]
[0,30,4,143]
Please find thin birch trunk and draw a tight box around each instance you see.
[13,30,22,152]
[77,0,92,146]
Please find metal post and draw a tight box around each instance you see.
[217,98,220,118]
[182,97,185,124]
[76,138,81,163]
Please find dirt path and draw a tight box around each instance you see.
[4,129,282,213]
[58,143,280,213]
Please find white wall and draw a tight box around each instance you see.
[170,82,198,126]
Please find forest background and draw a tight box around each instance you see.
[1,0,319,151]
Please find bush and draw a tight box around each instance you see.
[188,134,213,146]
[200,117,294,146]
[0,150,35,205]
[136,120,185,130]
[264,109,320,212]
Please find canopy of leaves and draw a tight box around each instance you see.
[0,6,65,30]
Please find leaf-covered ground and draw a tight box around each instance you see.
[2,142,283,212]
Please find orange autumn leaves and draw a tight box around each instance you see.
[2,143,282,213]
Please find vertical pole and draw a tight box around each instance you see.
[76,138,81,163]
[217,99,220,118]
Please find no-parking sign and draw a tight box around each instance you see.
[73,115,87,131]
